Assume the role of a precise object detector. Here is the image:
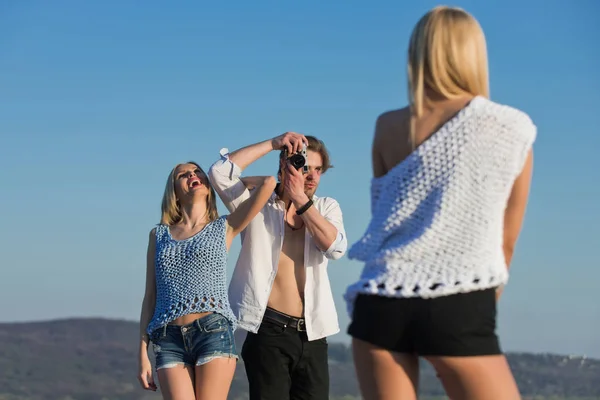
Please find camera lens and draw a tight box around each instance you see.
[289,154,305,169]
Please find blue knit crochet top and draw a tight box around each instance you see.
[146,215,237,334]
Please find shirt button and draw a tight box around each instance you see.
[182,327,187,332]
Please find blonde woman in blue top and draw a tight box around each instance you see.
[137,161,276,400]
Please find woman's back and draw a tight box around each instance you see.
[373,96,474,178]
[346,95,536,304]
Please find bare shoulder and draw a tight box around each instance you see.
[374,107,411,143]
[377,107,410,123]
[376,107,410,128]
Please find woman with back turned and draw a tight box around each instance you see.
[345,6,536,400]
[137,161,276,400]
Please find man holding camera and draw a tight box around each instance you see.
[208,132,347,400]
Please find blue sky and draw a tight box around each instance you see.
[1,0,599,358]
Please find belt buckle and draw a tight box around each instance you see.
[296,319,306,332]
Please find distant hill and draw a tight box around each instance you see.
[0,318,598,400]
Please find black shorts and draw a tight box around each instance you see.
[347,288,501,356]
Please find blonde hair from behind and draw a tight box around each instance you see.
[408,6,489,121]
[160,162,219,225]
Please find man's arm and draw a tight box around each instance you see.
[228,139,273,171]
[284,164,347,260]
[207,149,251,212]
[229,132,309,171]
[208,132,308,211]
[299,197,347,260]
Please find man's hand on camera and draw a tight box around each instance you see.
[271,132,308,155]
[284,161,309,207]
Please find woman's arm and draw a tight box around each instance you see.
[225,176,277,248]
[240,176,276,190]
[497,150,534,301]
[137,229,157,391]
[503,150,534,268]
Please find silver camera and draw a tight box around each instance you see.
[284,144,308,173]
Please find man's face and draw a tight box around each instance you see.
[279,149,324,198]
[301,150,323,198]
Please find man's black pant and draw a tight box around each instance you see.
[241,309,329,400]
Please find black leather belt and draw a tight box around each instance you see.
[263,307,306,332]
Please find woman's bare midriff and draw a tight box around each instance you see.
[169,311,213,326]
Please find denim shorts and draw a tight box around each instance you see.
[149,313,238,370]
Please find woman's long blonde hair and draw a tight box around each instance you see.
[408,6,489,145]
[160,162,219,225]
